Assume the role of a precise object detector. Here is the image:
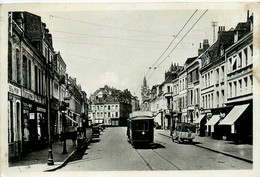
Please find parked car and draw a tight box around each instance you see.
[92,124,100,138]
[171,123,196,143]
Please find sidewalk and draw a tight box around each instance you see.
[156,129,253,163]
[9,139,78,172]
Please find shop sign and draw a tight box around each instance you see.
[29,113,35,119]
[22,89,34,101]
[8,83,21,96]
[23,102,33,110]
[35,95,41,103]
[36,107,46,113]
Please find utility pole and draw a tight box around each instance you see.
[211,21,217,43]
[47,50,54,165]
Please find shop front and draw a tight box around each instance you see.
[218,102,252,143]
[35,104,47,146]
[51,97,60,140]
[8,83,22,160]
[21,98,37,153]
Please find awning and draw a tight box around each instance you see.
[206,114,220,126]
[154,113,162,124]
[194,114,206,124]
[65,115,78,124]
[219,104,249,125]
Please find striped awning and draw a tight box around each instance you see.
[206,114,220,126]
[219,104,249,125]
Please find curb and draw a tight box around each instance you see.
[44,138,92,172]
[44,148,77,172]
[158,132,253,164]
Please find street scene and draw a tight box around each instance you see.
[60,127,252,171]
[3,3,257,175]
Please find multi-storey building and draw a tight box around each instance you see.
[89,86,133,126]
[218,12,253,143]
[178,66,188,123]
[199,30,235,137]
[8,12,53,159]
[7,11,89,161]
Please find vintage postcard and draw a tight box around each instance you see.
[0,1,260,177]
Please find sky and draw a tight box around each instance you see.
[24,6,249,99]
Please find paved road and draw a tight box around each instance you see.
[59,127,252,171]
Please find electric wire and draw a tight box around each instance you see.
[155,10,208,69]
[134,10,199,94]
[51,30,170,44]
[62,53,149,69]
[50,15,174,37]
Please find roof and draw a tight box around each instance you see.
[235,22,247,31]
[185,56,197,66]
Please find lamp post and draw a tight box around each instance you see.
[47,56,54,165]
[61,107,68,154]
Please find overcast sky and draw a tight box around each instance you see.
[26,6,249,99]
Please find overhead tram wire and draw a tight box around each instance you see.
[62,53,149,69]
[49,15,174,37]
[147,10,198,72]
[51,30,170,44]
[134,10,198,94]
[146,9,208,83]
[155,10,208,69]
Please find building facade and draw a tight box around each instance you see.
[89,86,133,126]
[7,11,89,161]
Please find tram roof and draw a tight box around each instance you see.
[129,116,154,121]
[130,111,153,118]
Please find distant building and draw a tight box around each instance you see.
[89,86,134,126]
[141,76,150,111]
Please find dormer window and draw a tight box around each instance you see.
[221,46,224,56]
[234,31,238,43]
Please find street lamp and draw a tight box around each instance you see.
[47,57,54,165]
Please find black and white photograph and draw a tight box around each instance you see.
[0,1,260,177]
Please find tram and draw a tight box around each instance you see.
[127,111,154,146]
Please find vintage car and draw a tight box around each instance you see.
[171,123,196,143]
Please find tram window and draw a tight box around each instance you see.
[132,121,149,131]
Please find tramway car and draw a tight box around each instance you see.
[127,111,154,147]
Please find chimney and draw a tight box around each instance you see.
[247,10,249,21]
[203,39,209,51]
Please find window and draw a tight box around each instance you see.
[250,75,253,92]
[211,93,213,108]
[216,68,219,83]
[16,49,21,84]
[34,66,38,93]
[229,83,232,97]
[108,112,110,117]
[244,77,248,91]
[108,105,110,110]
[233,58,237,71]
[167,86,170,93]
[8,41,12,80]
[239,79,242,94]
[23,56,28,88]
[216,92,219,107]
[205,75,207,87]
[205,95,207,108]
[234,81,237,97]
[97,106,99,110]
[28,60,31,90]
[116,112,118,117]
[238,52,242,68]
[244,48,248,66]
[250,44,253,61]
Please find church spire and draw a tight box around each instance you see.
[143,76,147,87]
